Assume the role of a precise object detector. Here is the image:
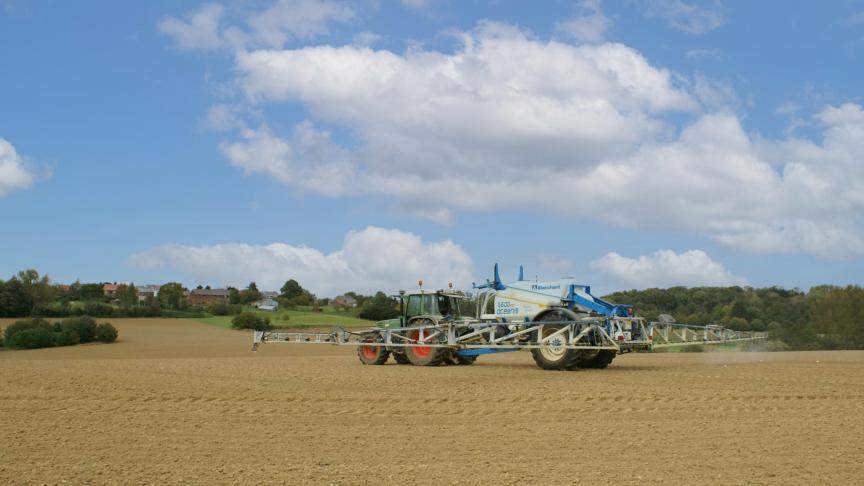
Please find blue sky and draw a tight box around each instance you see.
[1,0,863,296]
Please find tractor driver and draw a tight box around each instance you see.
[438,295,454,321]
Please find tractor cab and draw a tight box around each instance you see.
[376,290,468,329]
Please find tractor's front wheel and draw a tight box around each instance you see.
[405,321,446,366]
[357,333,389,365]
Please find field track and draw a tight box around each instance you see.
[1,318,863,484]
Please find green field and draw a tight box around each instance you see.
[189,307,373,329]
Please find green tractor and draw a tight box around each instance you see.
[357,290,478,366]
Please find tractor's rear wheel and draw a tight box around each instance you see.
[530,310,580,370]
[357,333,389,365]
[405,321,446,366]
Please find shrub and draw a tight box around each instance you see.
[8,328,55,349]
[95,323,118,343]
[54,329,81,347]
[82,302,114,317]
[60,316,98,343]
[207,301,240,316]
[3,317,52,343]
[231,312,272,331]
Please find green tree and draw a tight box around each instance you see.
[116,283,138,310]
[17,269,54,316]
[158,282,186,310]
[80,283,104,301]
[280,279,304,300]
[241,282,261,304]
[358,292,399,321]
[228,287,241,305]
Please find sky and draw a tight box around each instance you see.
[1,0,863,296]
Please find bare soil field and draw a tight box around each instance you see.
[1,318,863,485]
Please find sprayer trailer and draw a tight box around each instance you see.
[252,264,766,370]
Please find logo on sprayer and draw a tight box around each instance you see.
[531,284,561,291]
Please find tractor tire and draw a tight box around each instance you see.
[405,321,446,366]
[357,333,390,365]
[576,350,616,369]
[443,350,478,366]
[393,352,411,365]
[530,309,580,370]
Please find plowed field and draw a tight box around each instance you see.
[1,318,863,484]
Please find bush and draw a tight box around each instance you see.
[8,328,55,349]
[3,317,52,343]
[207,301,240,316]
[60,316,98,343]
[231,312,272,331]
[95,323,118,343]
[54,329,81,347]
[82,302,114,317]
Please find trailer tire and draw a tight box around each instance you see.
[393,352,411,365]
[530,309,580,370]
[443,350,459,365]
[455,354,478,366]
[357,333,390,365]
[405,320,446,366]
[577,350,616,369]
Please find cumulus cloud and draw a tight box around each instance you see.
[591,249,747,289]
[158,0,352,51]
[0,138,36,197]
[130,227,473,296]
[219,20,864,258]
[235,22,696,181]
[642,0,724,34]
[555,0,612,43]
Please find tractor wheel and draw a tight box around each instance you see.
[357,333,390,365]
[443,350,460,365]
[393,352,411,365]
[530,309,580,370]
[405,321,446,366]
[455,354,478,366]
[576,350,616,369]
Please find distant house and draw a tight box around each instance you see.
[260,291,279,299]
[136,285,160,302]
[103,283,119,296]
[332,295,357,308]
[255,298,279,311]
[188,288,230,305]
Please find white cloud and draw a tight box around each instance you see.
[400,0,432,10]
[219,21,864,258]
[130,227,473,296]
[157,4,237,51]
[643,0,724,34]
[219,122,356,197]
[685,47,719,58]
[352,31,383,48]
[555,0,612,43]
[247,0,353,47]
[849,11,864,24]
[158,1,352,51]
[0,138,36,197]
[591,249,747,289]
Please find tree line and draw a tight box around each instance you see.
[603,285,864,350]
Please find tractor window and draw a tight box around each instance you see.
[406,295,421,317]
[406,294,436,317]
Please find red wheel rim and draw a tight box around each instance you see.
[409,330,432,358]
[361,341,379,360]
